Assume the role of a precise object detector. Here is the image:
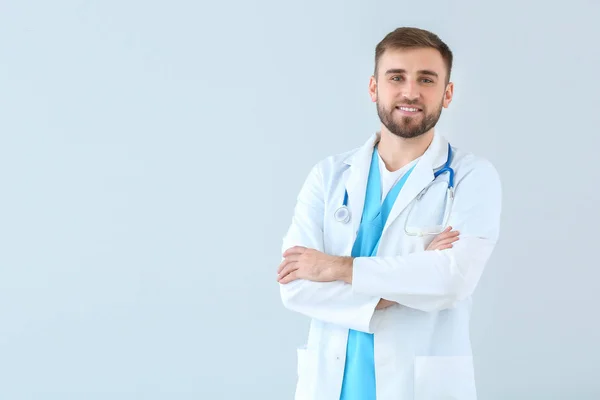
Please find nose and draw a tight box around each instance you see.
[401,81,420,102]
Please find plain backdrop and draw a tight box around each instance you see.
[1,1,599,399]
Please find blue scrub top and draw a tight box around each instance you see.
[339,146,415,400]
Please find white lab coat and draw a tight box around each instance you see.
[279,131,502,400]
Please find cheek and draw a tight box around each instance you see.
[423,91,445,108]
[377,91,396,107]
[376,83,393,99]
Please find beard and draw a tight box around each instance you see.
[376,98,444,139]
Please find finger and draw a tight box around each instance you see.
[430,232,458,245]
[436,230,460,239]
[431,243,454,251]
[277,258,292,274]
[277,254,301,274]
[278,270,299,284]
[279,262,301,283]
[278,261,297,279]
[430,239,458,250]
[277,262,299,282]
[283,246,306,258]
[435,236,460,246]
[427,233,460,250]
[431,227,452,243]
[426,238,440,249]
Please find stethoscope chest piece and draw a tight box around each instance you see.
[334,205,351,224]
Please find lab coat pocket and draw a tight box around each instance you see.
[295,346,315,400]
[414,356,477,400]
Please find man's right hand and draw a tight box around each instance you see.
[375,227,461,310]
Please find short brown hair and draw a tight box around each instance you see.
[374,27,453,83]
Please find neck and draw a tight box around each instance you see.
[376,127,434,172]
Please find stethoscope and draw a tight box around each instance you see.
[334,143,455,236]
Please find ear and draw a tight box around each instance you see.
[442,82,454,108]
[369,75,377,102]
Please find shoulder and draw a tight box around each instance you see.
[448,145,502,208]
[450,145,501,185]
[297,145,359,195]
[312,146,359,181]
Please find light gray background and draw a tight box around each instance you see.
[1,1,598,399]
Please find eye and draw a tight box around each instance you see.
[421,78,434,84]
[391,76,403,82]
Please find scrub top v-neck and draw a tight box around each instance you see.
[339,146,418,400]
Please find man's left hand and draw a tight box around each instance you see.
[277,246,352,284]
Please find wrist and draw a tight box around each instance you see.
[334,256,354,283]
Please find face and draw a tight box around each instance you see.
[369,47,454,139]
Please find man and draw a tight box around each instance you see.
[277,27,502,400]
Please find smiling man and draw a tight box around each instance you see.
[277,27,502,400]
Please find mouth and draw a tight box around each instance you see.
[395,105,423,115]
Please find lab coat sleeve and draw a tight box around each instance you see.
[351,158,502,312]
[279,161,381,333]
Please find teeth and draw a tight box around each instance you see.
[398,106,419,112]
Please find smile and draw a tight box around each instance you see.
[395,106,422,115]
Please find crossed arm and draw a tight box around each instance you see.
[277,160,501,333]
[277,227,460,301]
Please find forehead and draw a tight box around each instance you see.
[378,47,446,77]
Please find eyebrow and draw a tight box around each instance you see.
[385,68,439,78]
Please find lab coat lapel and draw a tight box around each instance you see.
[342,134,379,237]
[381,132,449,235]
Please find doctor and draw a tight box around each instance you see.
[277,27,502,400]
